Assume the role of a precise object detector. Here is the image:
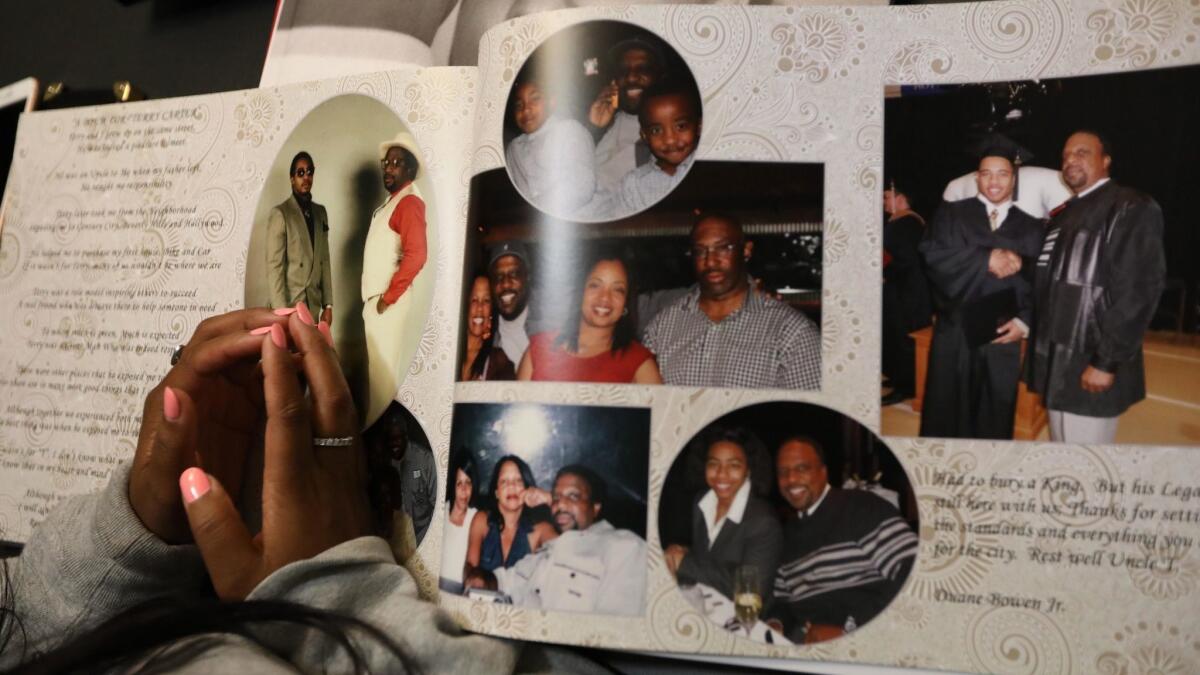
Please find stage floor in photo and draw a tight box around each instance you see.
[881,331,1200,446]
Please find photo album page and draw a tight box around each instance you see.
[0,2,1198,673]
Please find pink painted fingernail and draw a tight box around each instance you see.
[295,301,314,325]
[269,322,287,349]
[163,386,181,421]
[273,307,298,316]
[179,467,210,504]
[250,326,273,335]
[318,320,333,347]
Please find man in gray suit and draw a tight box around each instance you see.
[267,151,333,323]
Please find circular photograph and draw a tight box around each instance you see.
[658,401,918,646]
[502,21,701,222]
[364,401,437,559]
[244,94,438,429]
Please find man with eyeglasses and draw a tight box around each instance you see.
[463,465,647,616]
[361,132,429,422]
[642,213,821,389]
[266,151,333,323]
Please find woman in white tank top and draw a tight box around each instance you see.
[439,450,479,593]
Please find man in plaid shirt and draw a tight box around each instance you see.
[642,214,821,390]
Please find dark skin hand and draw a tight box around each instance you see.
[763,619,843,643]
[803,623,845,644]
[991,319,1025,345]
[1081,365,1115,393]
[588,81,619,129]
[462,568,499,592]
[129,308,290,544]
[987,248,1021,278]
[180,314,370,601]
[663,544,688,576]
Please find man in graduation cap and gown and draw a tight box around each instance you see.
[881,181,932,405]
[918,143,1044,439]
[1025,130,1165,443]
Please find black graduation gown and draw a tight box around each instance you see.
[882,213,933,394]
[918,199,1044,439]
[1025,181,1166,417]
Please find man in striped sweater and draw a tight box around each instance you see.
[765,437,918,644]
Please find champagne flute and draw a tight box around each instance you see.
[733,565,762,636]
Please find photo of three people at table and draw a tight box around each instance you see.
[658,401,918,645]
[502,21,701,221]
[879,67,1200,444]
[438,403,651,617]
[456,161,824,390]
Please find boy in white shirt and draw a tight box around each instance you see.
[505,75,596,217]
[588,80,701,217]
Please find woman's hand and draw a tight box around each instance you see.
[129,308,292,544]
[179,314,371,601]
[522,486,551,509]
[664,544,689,576]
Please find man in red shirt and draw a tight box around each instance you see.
[361,131,430,424]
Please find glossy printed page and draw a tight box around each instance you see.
[444,2,1200,672]
[0,66,477,581]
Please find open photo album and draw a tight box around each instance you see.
[1,2,1198,672]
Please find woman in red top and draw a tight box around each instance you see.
[517,253,662,384]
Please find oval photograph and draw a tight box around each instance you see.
[244,94,437,429]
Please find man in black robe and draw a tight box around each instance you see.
[919,150,1044,439]
[1025,131,1165,443]
[881,184,932,405]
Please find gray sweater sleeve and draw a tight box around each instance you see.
[245,536,525,673]
[1,462,208,667]
[2,463,604,674]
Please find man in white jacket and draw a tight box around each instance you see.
[466,464,647,616]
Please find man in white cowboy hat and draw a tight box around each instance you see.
[361,131,430,424]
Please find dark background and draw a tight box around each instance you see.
[658,401,916,549]
[465,161,824,288]
[503,20,694,145]
[885,65,1200,331]
[0,1,276,101]
[459,162,825,374]
[449,402,651,537]
[0,1,276,207]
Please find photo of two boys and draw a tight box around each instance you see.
[501,21,701,222]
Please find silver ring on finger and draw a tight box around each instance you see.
[170,344,185,366]
[313,436,354,447]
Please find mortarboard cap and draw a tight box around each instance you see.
[969,132,1035,166]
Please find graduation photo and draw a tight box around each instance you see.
[879,65,1200,446]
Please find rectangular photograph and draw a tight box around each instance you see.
[439,402,651,617]
[458,161,825,391]
[879,65,1200,445]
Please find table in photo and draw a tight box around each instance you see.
[678,582,793,646]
